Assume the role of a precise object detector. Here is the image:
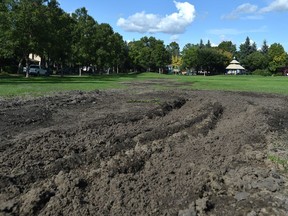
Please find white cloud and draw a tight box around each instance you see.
[259,0,288,13]
[117,1,196,34]
[223,0,288,20]
[211,42,218,47]
[117,12,161,33]
[236,3,258,14]
[222,3,258,20]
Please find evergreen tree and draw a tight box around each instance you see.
[239,37,258,70]
[261,40,269,55]
[199,39,204,49]
[206,40,212,48]
[239,37,257,59]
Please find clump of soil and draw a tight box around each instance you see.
[0,85,288,215]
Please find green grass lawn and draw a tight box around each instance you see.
[175,74,288,95]
[0,72,287,97]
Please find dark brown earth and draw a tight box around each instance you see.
[0,81,288,216]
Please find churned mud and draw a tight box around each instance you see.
[0,82,288,215]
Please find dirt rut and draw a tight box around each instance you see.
[0,89,288,215]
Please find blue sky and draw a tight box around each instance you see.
[59,0,288,51]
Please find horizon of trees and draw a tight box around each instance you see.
[1,0,288,76]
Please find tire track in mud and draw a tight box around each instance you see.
[1,89,288,215]
[1,97,223,188]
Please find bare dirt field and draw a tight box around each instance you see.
[1,81,288,216]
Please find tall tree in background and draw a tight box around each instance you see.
[95,23,115,73]
[218,41,237,56]
[128,37,169,72]
[71,7,98,75]
[199,39,204,49]
[44,0,74,71]
[166,41,180,72]
[151,38,170,73]
[110,33,128,74]
[128,40,143,72]
[166,41,180,57]
[261,40,269,55]
[197,48,229,75]
[251,42,257,53]
[245,51,268,72]
[182,43,230,75]
[239,37,257,59]
[239,37,258,71]
[0,0,13,72]
[2,0,48,77]
[268,43,287,73]
[137,37,152,71]
[206,40,212,48]
[182,44,199,71]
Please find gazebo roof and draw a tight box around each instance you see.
[230,59,239,64]
[226,64,245,70]
[226,58,245,70]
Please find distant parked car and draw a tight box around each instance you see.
[23,64,49,76]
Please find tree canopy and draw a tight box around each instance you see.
[0,0,128,75]
[128,36,169,72]
[0,0,287,76]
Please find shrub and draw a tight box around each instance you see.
[0,71,9,76]
[2,65,18,73]
[252,69,272,76]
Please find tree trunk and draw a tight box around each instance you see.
[17,58,23,74]
[60,64,64,78]
[25,55,29,78]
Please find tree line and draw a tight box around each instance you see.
[182,38,288,75]
[1,0,287,76]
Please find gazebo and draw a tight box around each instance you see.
[226,58,245,75]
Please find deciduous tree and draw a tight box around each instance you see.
[2,0,48,77]
[244,51,268,72]
[71,7,98,75]
[268,43,287,73]
[128,37,169,72]
[218,41,236,56]
[44,0,74,71]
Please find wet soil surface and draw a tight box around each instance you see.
[1,83,288,215]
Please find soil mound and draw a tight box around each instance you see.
[1,89,288,215]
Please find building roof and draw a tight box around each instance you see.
[226,64,245,70]
[226,58,245,70]
[230,59,239,64]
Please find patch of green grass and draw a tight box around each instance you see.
[0,74,135,97]
[268,155,288,171]
[0,72,288,97]
[139,73,288,95]
[174,74,288,95]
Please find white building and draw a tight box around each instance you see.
[226,58,245,75]
[29,54,41,65]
